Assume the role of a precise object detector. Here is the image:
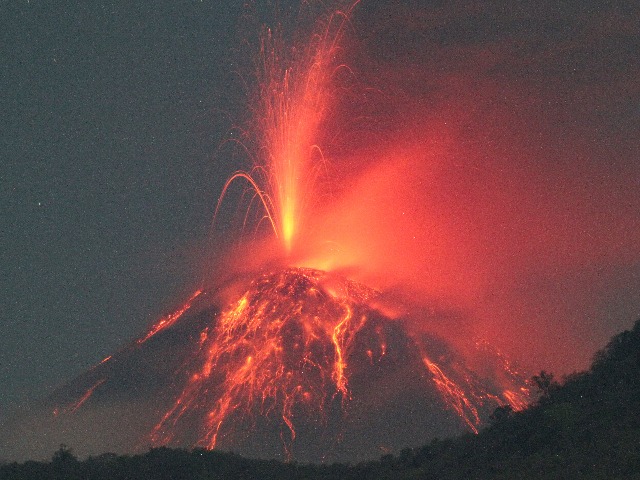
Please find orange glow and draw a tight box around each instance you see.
[51,0,640,462]
[132,0,554,458]
[282,205,295,253]
[137,289,203,345]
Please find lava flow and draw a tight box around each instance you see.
[43,266,531,461]
[144,268,529,459]
[151,268,372,456]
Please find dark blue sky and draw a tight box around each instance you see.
[2,0,639,413]
[1,1,249,408]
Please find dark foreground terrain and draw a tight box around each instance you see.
[2,319,640,480]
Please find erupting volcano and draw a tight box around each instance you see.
[10,0,539,463]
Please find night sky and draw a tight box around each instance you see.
[2,0,640,429]
[2,1,248,409]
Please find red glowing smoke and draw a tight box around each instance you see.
[206,1,640,378]
[288,1,640,375]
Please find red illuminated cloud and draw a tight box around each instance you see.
[293,0,640,375]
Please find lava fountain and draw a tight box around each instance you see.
[215,2,356,255]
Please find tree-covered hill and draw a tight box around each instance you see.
[366,318,640,480]
[2,319,640,480]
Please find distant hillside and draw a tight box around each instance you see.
[364,317,640,480]
[2,319,640,480]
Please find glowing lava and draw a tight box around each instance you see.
[49,267,531,461]
[215,3,358,254]
[145,268,529,458]
[138,289,203,345]
[53,378,106,417]
[150,268,372,456]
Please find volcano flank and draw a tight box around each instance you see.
[3,268,530,463]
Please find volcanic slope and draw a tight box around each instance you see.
[1,268,529,463]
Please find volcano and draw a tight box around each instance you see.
[3,268,530,463]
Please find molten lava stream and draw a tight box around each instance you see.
[150,269,371,456]
[421,357,481,433]
[137,289,203,345]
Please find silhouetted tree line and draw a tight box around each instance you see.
[2,319,640,479]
